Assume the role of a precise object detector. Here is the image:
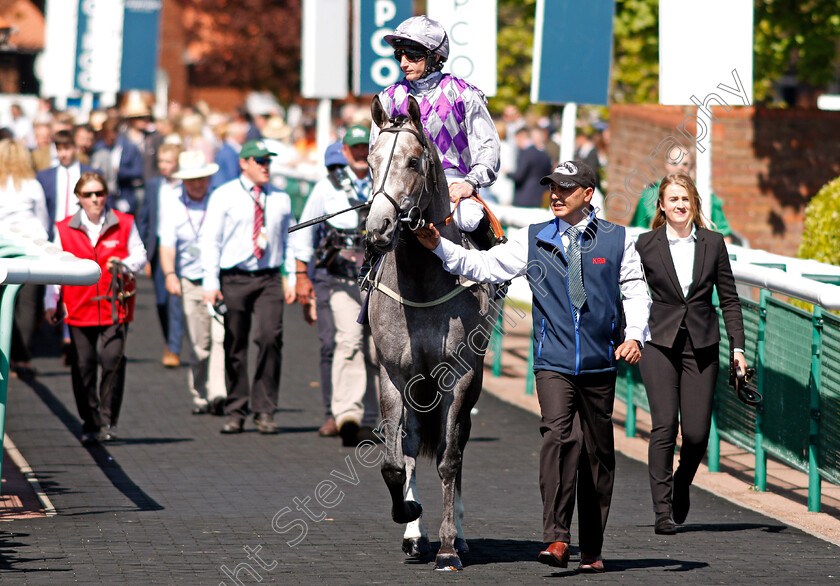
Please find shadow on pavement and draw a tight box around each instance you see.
[607,558,710,572]
[22,378,165,513]
[0,532,70,574]
[676,522,787,534]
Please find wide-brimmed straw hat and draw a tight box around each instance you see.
[172,150,219,180]
[261,116,292,140]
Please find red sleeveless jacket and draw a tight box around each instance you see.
[56,210,136,326]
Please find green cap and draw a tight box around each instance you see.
[343,125,370,146]
[239,140,276,159]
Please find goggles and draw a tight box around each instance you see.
[394,48,427,63]
[252,157,272,166]
[78,189,107,199]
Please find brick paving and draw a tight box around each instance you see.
[1,276,838,584]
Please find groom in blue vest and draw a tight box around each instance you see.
[415,160,651,573]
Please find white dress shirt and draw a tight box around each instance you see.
[665,225,696,298]
[200,176,297,291]
[55,162,82,222]
[432,215,651,344]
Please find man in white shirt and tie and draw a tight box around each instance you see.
[291,126,379,447]
[201,140,297,435]
[37,130,99,241]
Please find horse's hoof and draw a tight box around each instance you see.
[454,537,469,554]
[402,536,431,557]
[434,553,463,571]
[392,501,422,524]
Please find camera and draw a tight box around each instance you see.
[207,299,228,317]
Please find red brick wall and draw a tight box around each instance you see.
[159,0,187,106]
[607,104,840,255]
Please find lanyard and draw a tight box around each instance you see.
[181,192,207,239]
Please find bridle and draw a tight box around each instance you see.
[370,116,437,232]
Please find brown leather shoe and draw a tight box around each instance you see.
[537,541,570,568]
[162,349,180,368]
[318,417,338,437]
[579,554,604,573]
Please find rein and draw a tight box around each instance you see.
[371,119,444,231]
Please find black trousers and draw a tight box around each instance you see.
[639,329,719,517]
[536,369,616,556]
[220,270,285,419]
[68,323,128,433]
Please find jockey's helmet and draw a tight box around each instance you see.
[385,16,449,76]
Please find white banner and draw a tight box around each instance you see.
[76,0,125,93]
[301,0,349,99]
[41,0,79,97]
[659,0,753,106]
[427,0,497,96]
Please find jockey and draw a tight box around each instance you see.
[370,15,501,233]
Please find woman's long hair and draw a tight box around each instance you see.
[651,173,707,230]
[0,139,36,191]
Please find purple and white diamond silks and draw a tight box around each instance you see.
[383,75,475,176]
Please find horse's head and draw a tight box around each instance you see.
[366,95,436,252]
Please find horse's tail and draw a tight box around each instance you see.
[410,378,444,459]
[417,403,443,459]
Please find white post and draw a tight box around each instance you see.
[695,105,713,222]
[316,98,333,167]
[559,102,577,163]
[80,92,94,121]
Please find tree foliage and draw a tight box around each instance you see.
[612,0,659,103]
[753,1,840,103]
[798,175,840,266]
[182,0,302,103]
[490,0,537,114]
[609,0,840,105]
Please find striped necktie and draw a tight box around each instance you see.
[252,185,264,260]
[566,226,586,314]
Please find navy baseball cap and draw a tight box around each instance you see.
[540,160,598,189]
[324,142,347,167]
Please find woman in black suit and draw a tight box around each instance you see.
[635,173,747,535]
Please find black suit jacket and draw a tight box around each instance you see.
[635,226,744,350]
[509,145,553,207]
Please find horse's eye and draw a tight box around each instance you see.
[408,157,419,169]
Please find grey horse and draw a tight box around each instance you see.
[364,94,500,571]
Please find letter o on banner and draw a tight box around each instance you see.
[449,55,474,79]
[605,191,631,220]
[371,58,400,87]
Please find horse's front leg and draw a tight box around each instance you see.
[401,411,430,557]
[379,372,422,525]
[434,374,474,571]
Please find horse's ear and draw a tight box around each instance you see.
[407,96,422,131]
[371,95,388,129]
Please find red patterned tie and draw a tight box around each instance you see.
[252,185,264,260]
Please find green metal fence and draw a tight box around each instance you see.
[619,290,840,512]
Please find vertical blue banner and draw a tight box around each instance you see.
[354,0,413,96]
[120,0,162,91]
[531,0,615,105]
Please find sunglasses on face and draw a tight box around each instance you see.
[394,48,427,63]
[252,157,272,166]
[78,189,107,199]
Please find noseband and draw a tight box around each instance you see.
[371,119,435,232]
